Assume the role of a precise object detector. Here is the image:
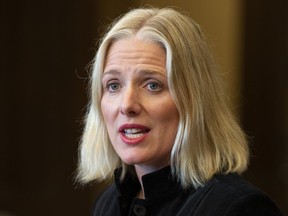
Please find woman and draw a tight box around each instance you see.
[77,7,283,216]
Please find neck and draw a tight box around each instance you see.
[136,189,145,199]
[134,166,147,199]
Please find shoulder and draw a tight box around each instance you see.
[194,173,283,215]
[211,173,263,197]
[92,184,118,216]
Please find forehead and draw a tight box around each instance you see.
[104,38,166,67]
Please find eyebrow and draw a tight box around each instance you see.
[102,69,166,78]
[102,70,121,77]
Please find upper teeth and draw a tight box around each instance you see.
[124,128,142,134]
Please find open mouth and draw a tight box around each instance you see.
[119,124,150,144]
[122,128,150,138]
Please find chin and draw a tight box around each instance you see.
[120,155,146,166]
[122,158,142,166]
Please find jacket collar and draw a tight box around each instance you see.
[114,166,183,200]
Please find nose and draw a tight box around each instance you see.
[120,85,141,116]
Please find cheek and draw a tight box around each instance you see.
[101,97,113,125]
[101,96,120,137]
[153,99,179,123]
[151,99,179,145]
[100,99,106,119]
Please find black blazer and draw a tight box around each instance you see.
[92,166,283,216]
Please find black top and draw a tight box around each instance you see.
[92,166,283,216]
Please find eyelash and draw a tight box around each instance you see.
[146,82,162,91]
[105,82,120,92]
[104,80,163,93]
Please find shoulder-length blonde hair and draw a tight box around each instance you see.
[77,7,249,188]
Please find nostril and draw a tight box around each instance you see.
[120,106,138,116]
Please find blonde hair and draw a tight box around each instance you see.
[77,7,249,188]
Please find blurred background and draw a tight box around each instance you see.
[1,0,287,215]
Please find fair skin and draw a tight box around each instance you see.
[101,38,179,198]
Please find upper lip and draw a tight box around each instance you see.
[119,124,150,133]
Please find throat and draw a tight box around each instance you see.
[136,189,145,199]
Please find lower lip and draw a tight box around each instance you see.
[120,132,148,145]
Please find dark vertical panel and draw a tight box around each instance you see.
[242,0,288,214]
[0,0,100,215]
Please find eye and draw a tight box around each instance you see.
[146,82,162,91]
[106,82,121,92]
